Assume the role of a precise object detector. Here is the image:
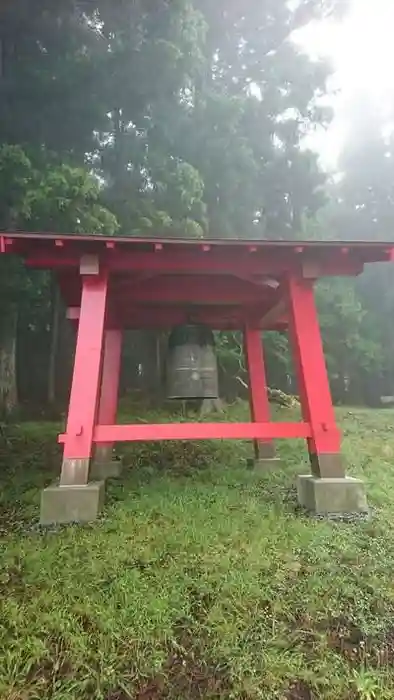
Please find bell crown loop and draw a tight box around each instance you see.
[168,324,215,350]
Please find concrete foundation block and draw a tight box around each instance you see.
[297,474,368,514]
[250,457,283,472]
[255,442,276,459]
[90,459,123,481]
[40,481,105,525]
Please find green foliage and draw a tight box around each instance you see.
[317,280,382,375]
[0,145,118,234]
[92,0,334,237]
[215,331,245,374]
[0,143,118,308]
[263,331,290,372]
[0,0,392,406]
[0,145,34,226]
[319,100,394,396]
[26,163,119,235]
[0,0,110,154]
[0,143,119,417]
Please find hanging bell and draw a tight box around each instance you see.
[166,324,219,400]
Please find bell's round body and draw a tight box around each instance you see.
[166,324,218,400]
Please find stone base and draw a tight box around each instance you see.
[310,452,345,478]
[40,481,105,525]
[297,475,368,514]
[90,459,123,480]
[247,457,282,472]
[255,441,276,460]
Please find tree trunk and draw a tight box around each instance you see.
[0,302,18,418]
[48,275,61,405]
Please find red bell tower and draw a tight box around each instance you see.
[2,232,385,523]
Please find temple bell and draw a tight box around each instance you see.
[166,323,219,400]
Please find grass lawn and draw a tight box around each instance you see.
[2,404,394,699]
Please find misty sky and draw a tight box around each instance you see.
[298,0,394,169]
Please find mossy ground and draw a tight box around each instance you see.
[1,403,394,699]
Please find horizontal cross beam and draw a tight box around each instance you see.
[58,421,312,443]
[112,275,272,305]
[25,251,364,278]
[67,305,270,330]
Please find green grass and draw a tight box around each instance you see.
[2,404,394,699]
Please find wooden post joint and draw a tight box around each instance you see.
[80,254,100,276]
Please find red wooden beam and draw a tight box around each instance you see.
[113,275,270,304]
[58,421,312,443]
[25,250,287,276]
[258,285,287,328]
[96,329,123,458]
[25,249,368,279]
[244,325,275,458]
[60,272,109,483]
[66,303,279,331]
[286,275,343,478]
[4,232,394,273]
[72,305,288,331]
[66,307,80,320]
[2,230,392,252]
[111,305,270,329]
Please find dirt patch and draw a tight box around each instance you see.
[135,679,164,700]
[106,691,135,700]
[108,659,231,700]
[187,584,215,623]
[286,680,314,700]
[326,616,394,668]
[26,635,73,688]
[109,619,234,700]
[0,559,28,598]
[163,621,232,699]
[0,505,31,536]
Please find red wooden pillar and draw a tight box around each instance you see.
[60,271,108,486]
[94,329,122,465]
[244,324,276,459]
[286,275,345,478]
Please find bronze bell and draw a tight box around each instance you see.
[166,324,219,400]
